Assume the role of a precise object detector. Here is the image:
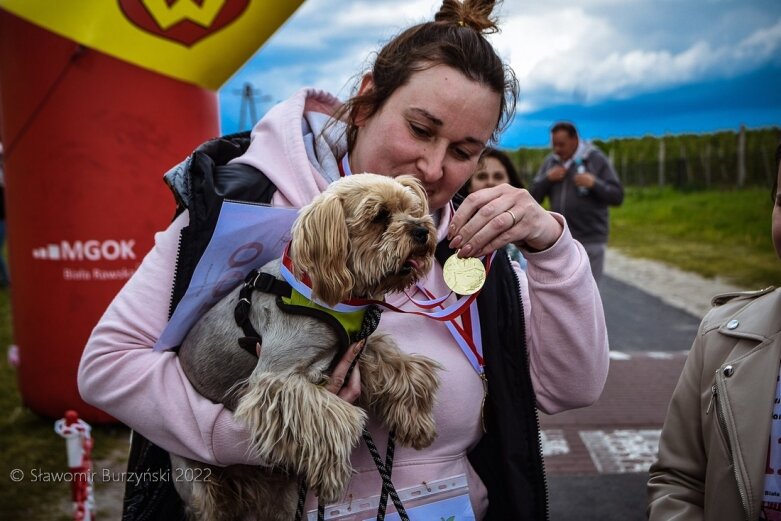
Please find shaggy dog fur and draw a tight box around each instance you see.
[170,173,441,521]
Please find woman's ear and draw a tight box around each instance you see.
[353,73,375,127]
[357,73,374,96]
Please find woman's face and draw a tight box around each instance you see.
[469,156,510,193]
[350,64,502,211]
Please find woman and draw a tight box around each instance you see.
[78,1,609,519]
[647,142,781,521]
[462,146,525,195]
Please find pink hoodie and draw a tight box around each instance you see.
[78,88,609,517]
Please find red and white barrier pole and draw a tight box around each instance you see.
[54,410,95,521]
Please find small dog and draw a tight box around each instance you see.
[170,173,441,521]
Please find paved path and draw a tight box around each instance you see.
[542,349,687,520]
[600,274,701,352]
[604,248,744,318]
[539,245,736,520]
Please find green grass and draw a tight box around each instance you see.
[609,186,780,289]
[0,287,130,520]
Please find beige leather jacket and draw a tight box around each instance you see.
[648,286,781,521]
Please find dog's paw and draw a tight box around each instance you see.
[235,373,366,504]
[375,355,441,449]
[310,465,351,505]
[303,402,365,503]
[394,408,437,450]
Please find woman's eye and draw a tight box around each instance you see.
[410,123,431,138]
[452,147,471,161]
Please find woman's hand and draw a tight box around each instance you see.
[323,339,364,403]
[449,184,563,257]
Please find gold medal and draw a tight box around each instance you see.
[442,253,486,295]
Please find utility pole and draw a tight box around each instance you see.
[237,82,272,131]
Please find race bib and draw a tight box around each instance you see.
[308,474,475,521]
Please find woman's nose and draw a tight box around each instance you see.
[416,143,446,182]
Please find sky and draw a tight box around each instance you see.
[217,0,781,148]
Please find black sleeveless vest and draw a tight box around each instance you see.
[121,133,548,520]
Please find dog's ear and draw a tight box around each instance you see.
[291,193,353,306]
[395,175,430,214]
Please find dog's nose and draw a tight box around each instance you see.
[411,226,429,244]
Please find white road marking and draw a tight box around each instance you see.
[579,429,661,473]
[541,429,570,456]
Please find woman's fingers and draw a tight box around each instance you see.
[337,363,361,403]
[449,185,562,256]
[449,185,519,255]
[323,339,365,403]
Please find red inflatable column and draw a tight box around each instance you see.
[0,11,220,421]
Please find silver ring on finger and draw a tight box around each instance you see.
[504,209,517,227]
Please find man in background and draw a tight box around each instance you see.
[530,122,624,282]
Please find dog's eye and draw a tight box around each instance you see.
[373,208,391,226]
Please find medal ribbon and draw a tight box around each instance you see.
[339,154,353,177]
[364,251,495,322]
[281,244,495,324]
[280,245,371,313]
[417,284,484,375]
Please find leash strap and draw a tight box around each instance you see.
[294,480,307,521]
[362,429,409,521]
[376,430,396,520]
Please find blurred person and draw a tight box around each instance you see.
[647,141,781,521]
[530,121,624,282]
[462,147,526,268]
[78,1,610,519]
[463,146,525,193]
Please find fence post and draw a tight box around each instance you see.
[658,138,666,187]
[762,147,773,186]
[621,155,629,185]
[737,124,747,188]
[678,143,690,187]
[702,144,712,187]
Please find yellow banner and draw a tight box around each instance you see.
[0,0,303,90]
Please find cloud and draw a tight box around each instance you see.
[236,42,374,102]
[268,0,433,49]
[495,8,781,111]
[220,0,781,141]
[224,0,436,107]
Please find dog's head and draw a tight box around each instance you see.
[290,173,437,306]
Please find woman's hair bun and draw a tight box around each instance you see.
[434,0,500,34]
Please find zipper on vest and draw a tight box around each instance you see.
[712,377,751,520]
[167,229,185,320]
[224,198,274,208]
[509,262,550,521]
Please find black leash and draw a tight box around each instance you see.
[362,430,409,521]
[291,432,406,521]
